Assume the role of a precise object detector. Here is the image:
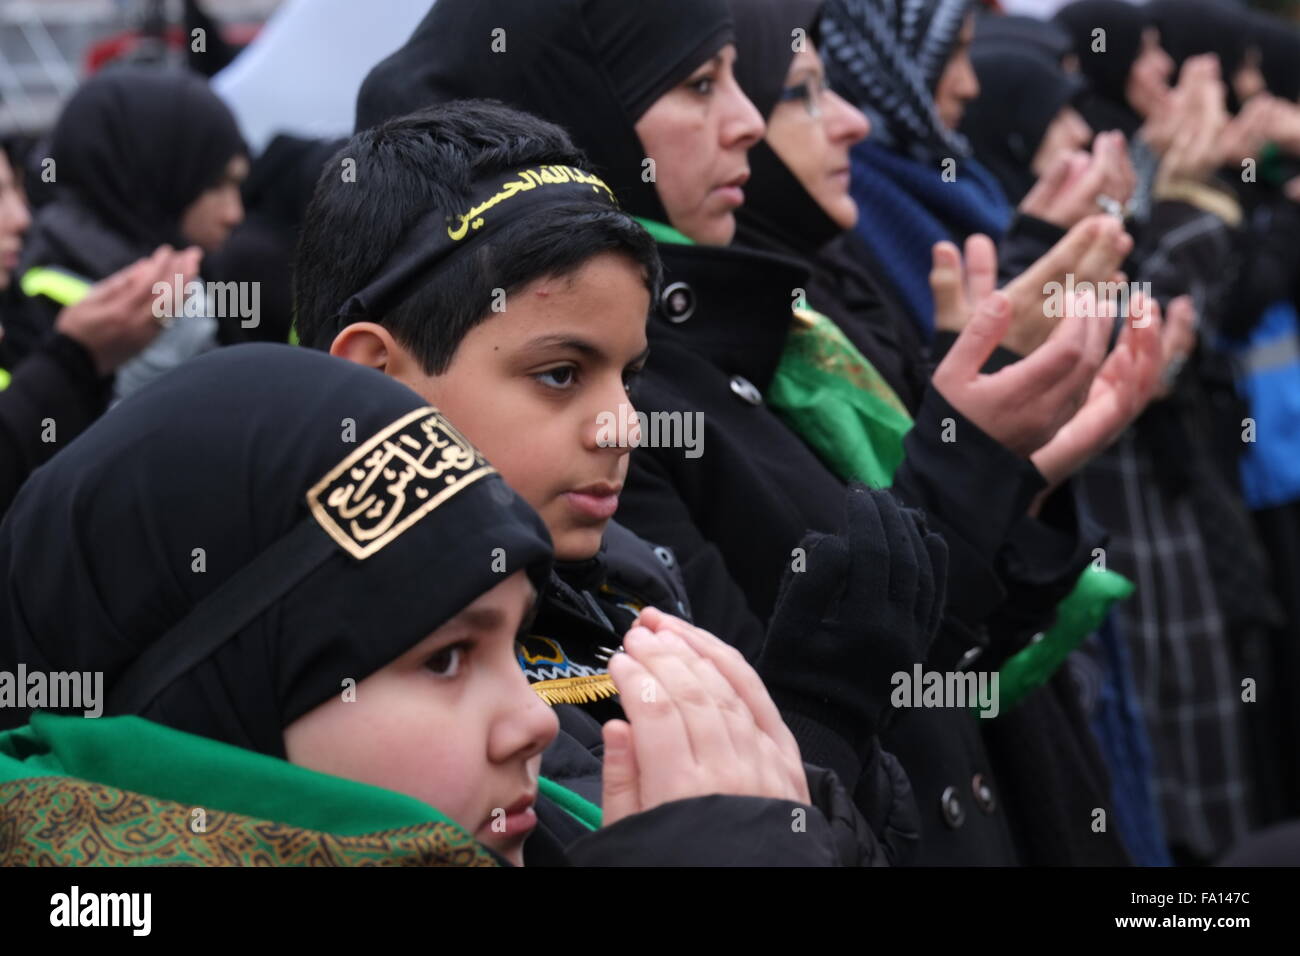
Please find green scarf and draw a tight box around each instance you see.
[637,218,1131,712]
[0,712,596,866]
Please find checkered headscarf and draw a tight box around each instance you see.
[820,0,975,158]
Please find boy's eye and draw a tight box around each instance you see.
[623,365,644,396]
[535,365,578,389]
[425,643,466,678]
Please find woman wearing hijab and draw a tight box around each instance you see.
[0,344,868,867]
[816,0,1010,338]
[0,139,200,516]
[8,66,248,399]
[960,48,1091,208]
[356,0,980,863]
[1055,0,1271,863]
[356,0,1166,866]
[726,0,1158,866]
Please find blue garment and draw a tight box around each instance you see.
[1228,300,1300,510]
[848,139,1010,338]
[1083,613,1173,867]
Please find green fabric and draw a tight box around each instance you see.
[19,266,91,307]
[288,324,300,346]
[769,307,913,489]
[637,213,1131,710]
[993,565,1135,713]
[539,775,602,831]
[0,367,9,391]
[762,304,1132,714]
[635,217,695,246]
[0,711,459,835]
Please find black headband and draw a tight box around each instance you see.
[331,164,620,330]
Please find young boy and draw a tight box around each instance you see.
[293,103,932,862]
[294,102,684,726]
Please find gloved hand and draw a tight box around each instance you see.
[757,483,948,772]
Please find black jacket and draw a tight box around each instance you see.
[532,519,904,866]
[526,764,885,866]
[0,329,111,516]
[617,239,1028,864]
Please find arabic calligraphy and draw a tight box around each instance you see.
[307,408,496,559]
[447,165,618,241]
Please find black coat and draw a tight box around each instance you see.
[526,763,886,866]
[617,239,1028,864]
[0,329,111,517]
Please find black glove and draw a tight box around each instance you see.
[757,483,948,775]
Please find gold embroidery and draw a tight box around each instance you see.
[447,165,618,241]
[532,674,620,706]
[307,408,495,560]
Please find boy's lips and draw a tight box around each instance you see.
[564,481,622,521]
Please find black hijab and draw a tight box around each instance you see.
[1055,0,1152,135]
[961,46,1087,205]
[730,0,844,256]
[1249,8,1300,102]
[355,0,735,226]
[0,345,553,756]
[1148,0,1251,112]
[48,65,246,251]
[972,13,1074,66]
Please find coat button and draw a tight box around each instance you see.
[729,375,763,406]
[971,774,996,814]
[940,786,966,828]
[660,281,695,323]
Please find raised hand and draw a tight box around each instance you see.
[1019,131,1135,229]
[1029,291,1166,492]
[55,244,203,376]
[600,616,810,828]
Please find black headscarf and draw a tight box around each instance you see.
[961,46,1087,205]
[1148,0,1251,111]
[355,0,735,226]
[1055,0,1154,136]
[1250,9,1300,102]
[730,0,844,256]
[973,13,1074,66]
[0,345,553,756]
[48,65,247,251]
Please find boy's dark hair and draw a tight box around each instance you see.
[293,100,662,373]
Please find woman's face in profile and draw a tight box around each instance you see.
[634,44,766,245]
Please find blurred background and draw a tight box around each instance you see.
[0,0,279,135]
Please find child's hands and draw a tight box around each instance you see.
[600,607,809,828]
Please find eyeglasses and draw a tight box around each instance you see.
[777,74,826,118]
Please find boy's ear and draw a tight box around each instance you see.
[330,322,401,375]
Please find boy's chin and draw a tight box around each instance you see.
[551,524,607,564]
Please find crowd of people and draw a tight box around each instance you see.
[1,0,1299,867]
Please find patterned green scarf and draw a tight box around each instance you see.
[0,712,501,866]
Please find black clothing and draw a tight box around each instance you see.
[205,135,343,345]
[0,344,554,758]
[355,0,735,226]
[962,48,1086,206]
[47,65,245,252]
[1055,0,1149,136]
[0,332,111,516]
[528,764,886,866]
